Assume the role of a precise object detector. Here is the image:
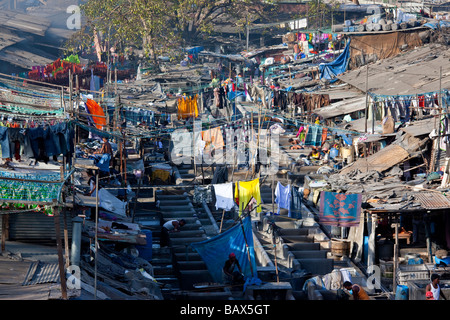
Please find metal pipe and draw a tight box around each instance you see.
[70,216,83,267]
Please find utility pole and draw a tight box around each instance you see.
[364,64,369,133]
[246,15,249,52]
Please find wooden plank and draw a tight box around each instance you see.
[340,144,410,175]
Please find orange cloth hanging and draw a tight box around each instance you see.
[86,99,107,130]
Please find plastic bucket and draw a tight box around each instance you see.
[395,285,409,300]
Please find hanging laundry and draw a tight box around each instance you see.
[275,182,291,216]
[290,186,303,219]
[247,85,267,108]
[213,183,235,211]
[319,191,362,227]
[177,95,199,119]
[211,165,228,184]
[304,125,323,147]
[202,126,225,157]
[235,178,262,215]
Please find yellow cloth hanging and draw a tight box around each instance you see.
[177,95,199,119]
[234,178,262,216]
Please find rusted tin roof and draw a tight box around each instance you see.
[414,192,450,209]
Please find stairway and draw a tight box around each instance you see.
[154,191,232,299]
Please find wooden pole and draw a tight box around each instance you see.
[63,207,70,270]
[69,69,73,116]
[115,68,118,96]
[219,209,226,233]
[272,229,280,283]
[131,178,141,223]
[365,64,369,133]
[272,175,275,214]
[94,170,99,300]
[1,214,8,253]
[54,202,68,300]
[393,215,399,295]
[425,212,433,263]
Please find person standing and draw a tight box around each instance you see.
[343,281,370,300]
[86,170,98,197]
[426,274,446,300]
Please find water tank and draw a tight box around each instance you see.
[330,148,339,159]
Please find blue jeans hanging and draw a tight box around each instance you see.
[290,186,303,219]
[0,127,11,159]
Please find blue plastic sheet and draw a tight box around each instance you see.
[319,39,351,82]
[190,216,258,283]
[423,21,450,30]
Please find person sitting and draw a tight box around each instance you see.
[307,147,322,161]
[289,138,304,150]
[223,253,244,285]
[343,281,370,300]
[92,137,114,179]
[94,137,113,157]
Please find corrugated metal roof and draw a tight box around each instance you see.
[313,96,366,119]
[338,44,450,96]
[401,117,437,137]
[414,192,450,209]
[22,261,60,286]
[340,144,410,175]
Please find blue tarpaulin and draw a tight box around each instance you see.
[319,39,351,82]
[423,20,450,30]
[190,216,258,284]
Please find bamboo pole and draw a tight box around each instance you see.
[94,170,99,300]
[63,207,70,270]
[54,202,68,300]
[219,209,226,233]
[393,215,399,295]
[1,214,7,252]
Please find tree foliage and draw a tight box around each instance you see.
[65,0,180,68]
[64,0,275,67]
[299,0,340,30]
[174,0,275,41]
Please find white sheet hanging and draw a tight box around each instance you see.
[213,183,235,211]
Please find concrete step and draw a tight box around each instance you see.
[160,212,198,219]
[169,229,206,238]
[277,228,310,236]
[296,258,334,275]
[161,217,201,225]
[285,243,321,251]
[176,261,208,270]
[153,264,175,275]
[159,205,194,212]
[280,235,314,243]
[291,250,328,259]
[170,236,208,246]
[178,270,214,290]
[174,253,202,261]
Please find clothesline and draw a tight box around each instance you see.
[369,89,450,101]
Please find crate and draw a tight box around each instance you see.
[396,264,430,286]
